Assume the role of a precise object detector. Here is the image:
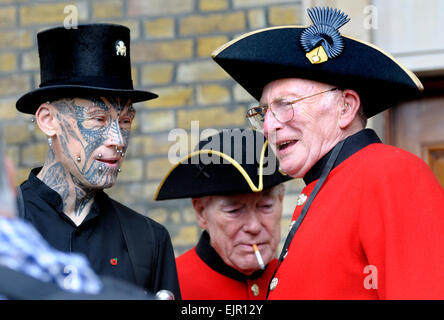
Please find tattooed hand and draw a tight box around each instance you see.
[36,96,135,224]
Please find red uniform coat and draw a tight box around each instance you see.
[268,130,444,299]
[176,231,278,300]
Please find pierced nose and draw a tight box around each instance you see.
[116,146,124,156]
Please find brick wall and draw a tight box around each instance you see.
[0,0,305,255]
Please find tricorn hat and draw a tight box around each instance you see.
[16,23,157,114]
[212,7,423,118]
[154,128,292,200]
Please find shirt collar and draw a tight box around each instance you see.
[195,230,266,283]
[28,167,64,212]
[27,167,102,223]
[303,128,382,185]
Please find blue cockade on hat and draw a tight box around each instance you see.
[300,7,350,64]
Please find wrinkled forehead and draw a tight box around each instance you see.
[260,78,333,104]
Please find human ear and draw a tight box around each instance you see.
[35,102,58,137]
[192,197,209,230]
[338,89,361,129]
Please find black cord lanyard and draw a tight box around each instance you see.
[266,140,345,298]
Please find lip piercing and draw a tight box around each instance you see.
[118,168,121,173]
[98,165,104,172]
[98,153,102,158]
[77,156,81,162]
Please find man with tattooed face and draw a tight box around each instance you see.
[36,97,135,225]
[14,24,181,299]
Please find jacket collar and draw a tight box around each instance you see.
[303,128,382,185]
[195,231,266,283]
[26,167,102,224]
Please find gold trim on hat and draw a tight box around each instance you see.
[211,25,423,92]
[344,34,424,92]
[153,141,273,200]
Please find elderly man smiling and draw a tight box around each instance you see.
[212,7,444,299]
[155,128,291,299]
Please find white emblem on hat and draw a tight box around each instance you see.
[115,40,127,56]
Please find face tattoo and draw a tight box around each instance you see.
[49,96,135,191]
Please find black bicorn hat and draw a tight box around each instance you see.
[212,7,424,118]
[154,128,292,201]
[16,23,158,114]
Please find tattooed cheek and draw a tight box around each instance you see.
[84,126,108,144]
[83,131,108,157]
[121,129,131,146]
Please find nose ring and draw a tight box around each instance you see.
[116,146,125,157]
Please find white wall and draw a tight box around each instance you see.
[372,0,444,75]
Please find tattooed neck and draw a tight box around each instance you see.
[70,173,97,216]
[38,148,97,224]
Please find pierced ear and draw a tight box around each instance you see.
[35,102,58,137]
[338,89,361,129]
[192,198,208,230]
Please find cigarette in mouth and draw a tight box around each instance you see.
[252,244,265,270]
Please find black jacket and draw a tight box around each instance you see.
[18,168,181,299]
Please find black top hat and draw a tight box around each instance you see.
[212,7,423,118]
[154,128,292,200]
[16,23,158,114]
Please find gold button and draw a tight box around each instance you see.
[296,193,307,206]
[251,283,259,296]
[270,277,278,291]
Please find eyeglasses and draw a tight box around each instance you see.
[246,87,339,129]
